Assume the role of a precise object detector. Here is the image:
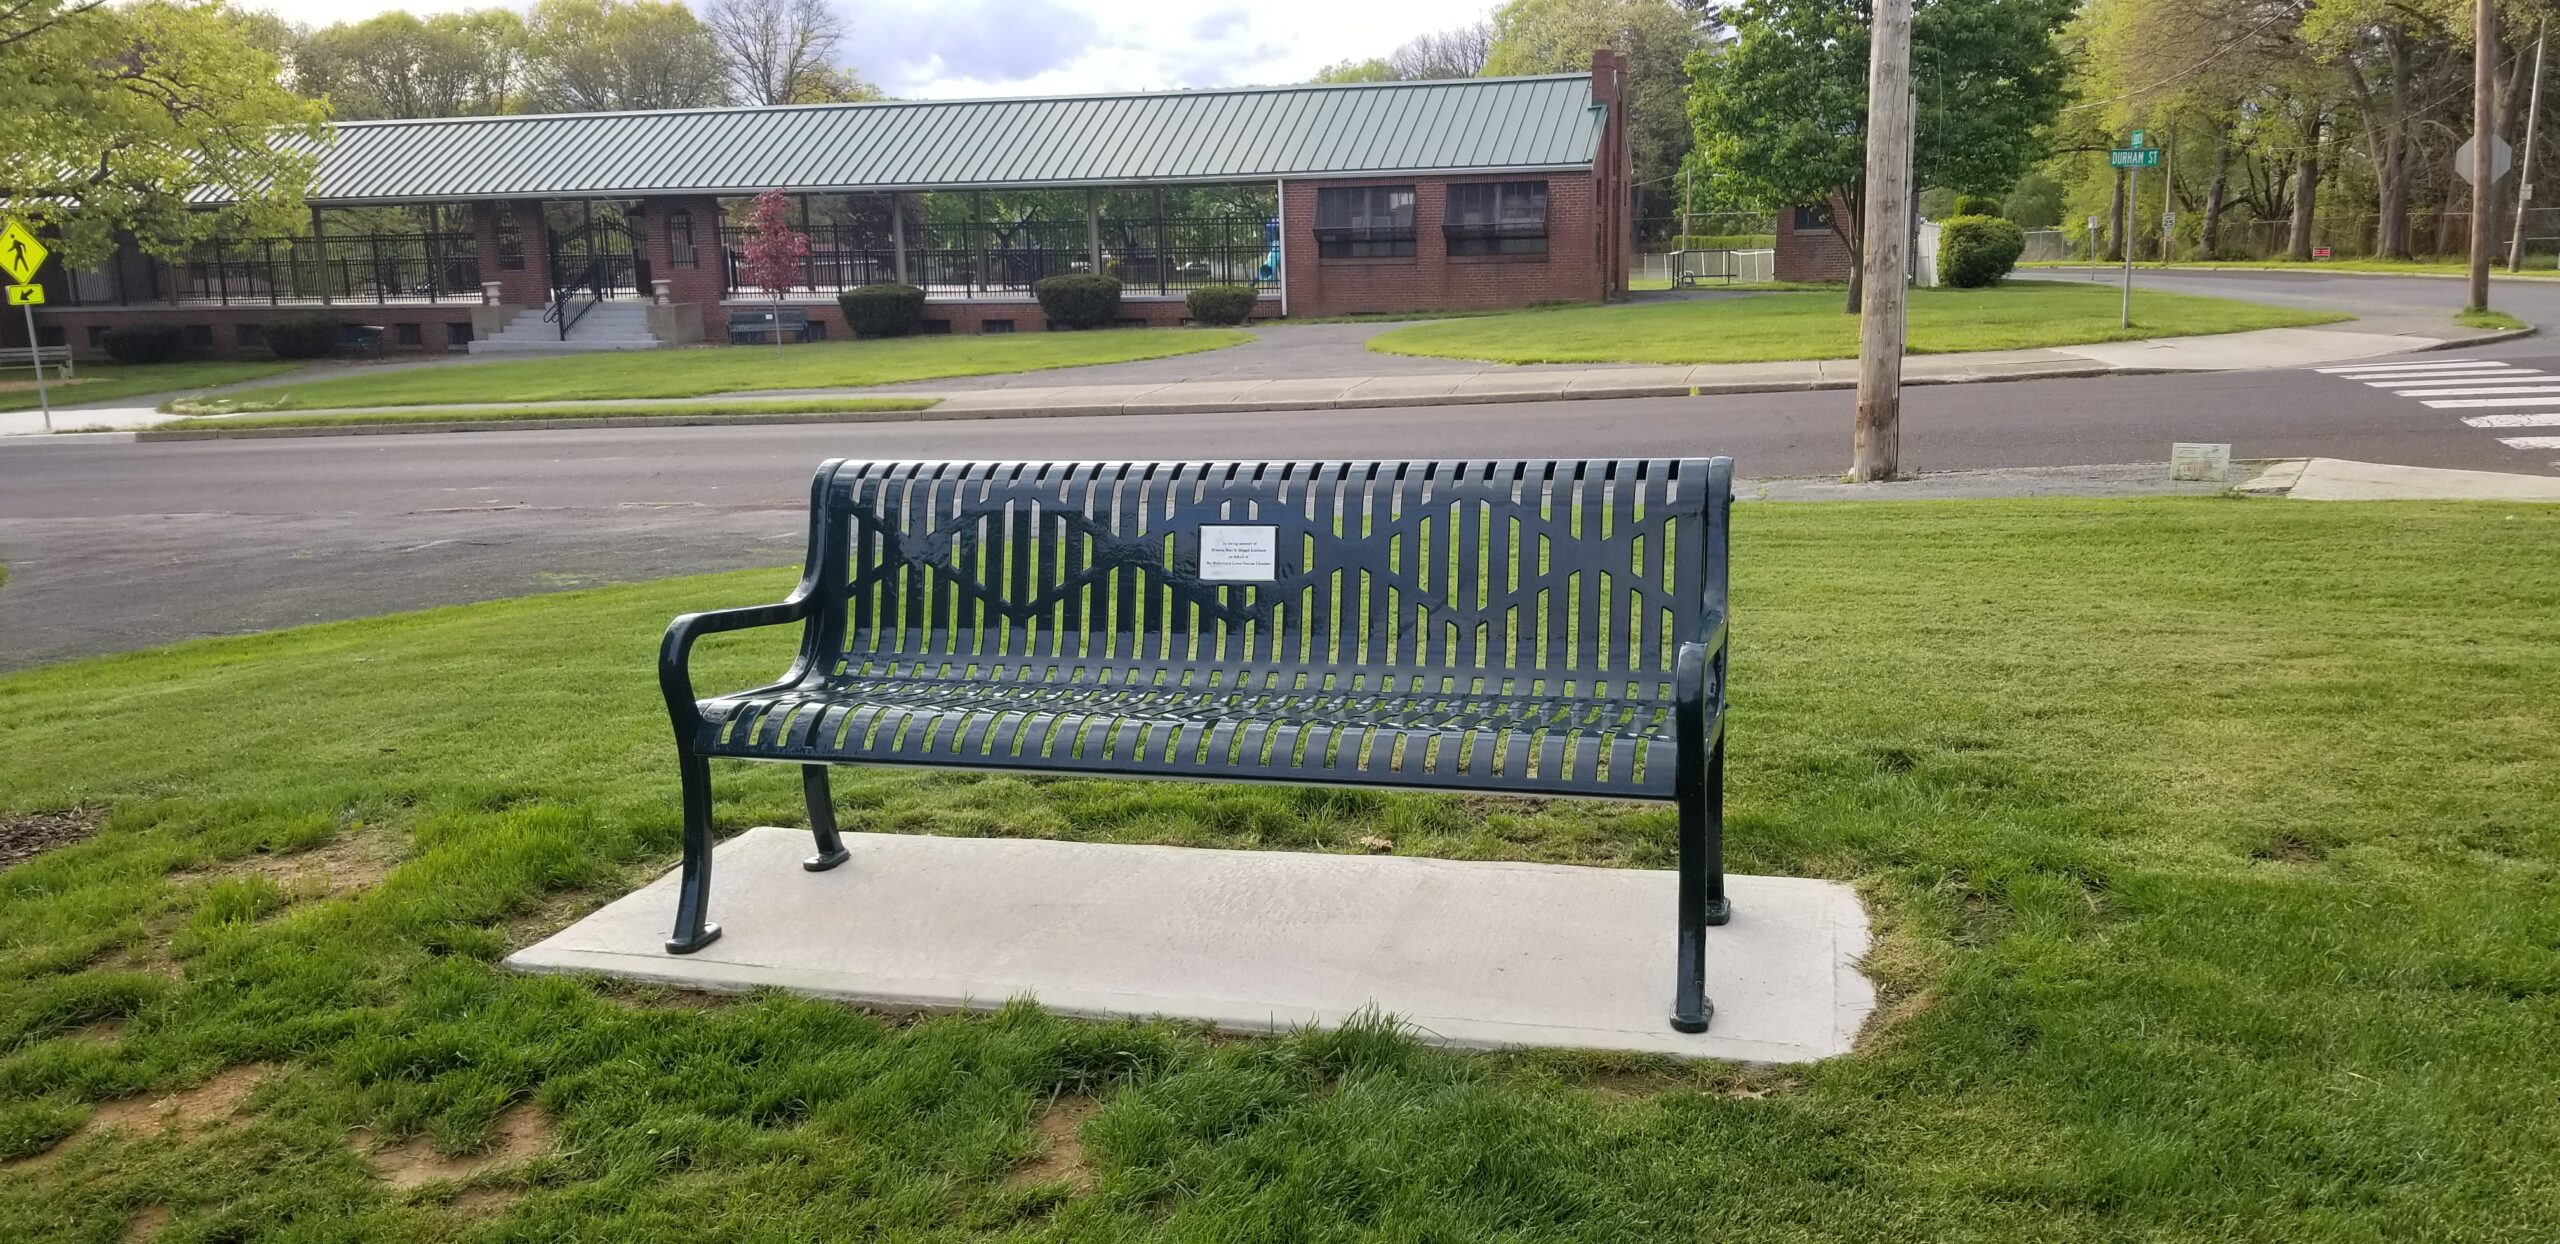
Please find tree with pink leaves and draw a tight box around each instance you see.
[737,188,810,355]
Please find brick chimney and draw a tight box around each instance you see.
[1590,48,1633,299]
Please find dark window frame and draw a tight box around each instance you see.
[667,208,698,269]
[1443,181,1550,256]
[1314,185,1417,259]
[1792,205,1832,233]
[495,204,525,272]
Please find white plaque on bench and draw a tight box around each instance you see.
[1198,525,1278,581]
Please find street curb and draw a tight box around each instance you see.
[107,365,2149,443]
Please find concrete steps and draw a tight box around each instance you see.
[469,301,665,354]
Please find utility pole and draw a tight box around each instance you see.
[2472,0,2498,310]
[2512,21,2547,272]
[1852,0,1913,483]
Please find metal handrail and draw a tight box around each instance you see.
[543,255,610,340]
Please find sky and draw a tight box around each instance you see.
[242,0,1498,99]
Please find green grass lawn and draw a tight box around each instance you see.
[0,361,301,412]
[1368,282,2349,364]
[153,396,938,433]
[191,330,1251,411]
[4,499,2558,1238]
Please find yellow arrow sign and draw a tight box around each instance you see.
[0,219,48,284]
[7,284,44,306]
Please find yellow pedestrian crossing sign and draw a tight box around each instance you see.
[7,284,42,305]
[0,218,46,284]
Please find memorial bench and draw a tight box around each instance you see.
[0,345,73,379]
[659,457,1737,1031]
[728,307,821,344]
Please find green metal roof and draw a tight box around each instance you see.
[281,75,1607,205]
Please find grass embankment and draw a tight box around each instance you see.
[175,330,1252,412]
[4,501,2559,1237]
[1370,281,2347,364]
[160,397,939,432]
[0,362,300,412]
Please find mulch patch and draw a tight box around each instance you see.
[0,807,107,867]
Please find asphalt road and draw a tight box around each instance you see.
[7,268,2560,670]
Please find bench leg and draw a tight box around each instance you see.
[1671,731,1730,1034]
[802,764,850,871]
[665,752,723,954]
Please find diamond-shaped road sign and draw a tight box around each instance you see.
[0,219,46,285]
[2455,135,2514,187]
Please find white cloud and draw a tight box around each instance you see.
[241,0,1501,100]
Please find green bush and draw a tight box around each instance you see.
[101,323,186,364]
[1186,285,1259,326]
[837,283,926,337]
[1033,274,1122,330]
[1938,215,2027,288]
[264,314,344,360]
[1952,193,2003,218]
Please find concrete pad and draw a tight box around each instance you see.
[2285,457,2560,501]
[1335,374,1471,403]
[1233,377,1369,409]
[508,828,1875,1062]
[2055,327,2441,371]
[1563,365,1695,396]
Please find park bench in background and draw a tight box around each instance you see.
[659,457,1737,1031]
[728,307,821,344]
[0,345,73,379]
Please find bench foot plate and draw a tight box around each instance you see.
[1704,896,1732,926]
[665,923,722,954]
[804,848,850,872]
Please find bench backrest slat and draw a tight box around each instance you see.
[815,459,1729,699]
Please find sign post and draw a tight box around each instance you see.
[0,218,50,430]
[2109,137,2157,328]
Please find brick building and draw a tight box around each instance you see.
[21,55,1634,360]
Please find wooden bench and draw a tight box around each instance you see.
[0,345,73,379]
[659,458,1737,1031]
[728,308,822,344]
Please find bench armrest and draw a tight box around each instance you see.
[1675,615,1729,724]
[659,596,816,740]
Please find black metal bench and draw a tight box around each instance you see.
[659,458,1736,1031]
[728,307,821,343]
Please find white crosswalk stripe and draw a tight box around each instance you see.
[2312,356,2560,468]
[2313,359,2480,372]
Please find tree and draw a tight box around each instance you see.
[1310,57,1399,83]
[1688,0,2071,309]
[0,0,326,267]
[294,11,528,120]
[1486,0,1705,219]
[524,0,730,112]
[1389,21,1495,78]
[707,0,856,106]
[788,65,884,103]
[738,188,807,357]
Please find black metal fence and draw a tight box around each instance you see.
[62,234,482,307]
[718,216,1278,298]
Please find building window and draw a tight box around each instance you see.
[496,205,525,272]
[446,322,474,349]
[86,326,109,350]
[1793,205,1832,232]
[1315,185,1416,258]
[1444,181,1549,256]
[667,209,698,269]
[235,324,265,349]
[185,324,213,349]
[395,323,424,347]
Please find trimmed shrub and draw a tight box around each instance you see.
[1186,285,1259,326]
[1951,193,2003,218]
[838,283,925,337]
[264,314,344,360]
[1938,215,2026,288]
[101,323,186,365]
[1033,274,1121,330]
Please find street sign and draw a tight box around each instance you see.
[2455,134,2514,186]
[2161,211,2178,227]
[2129,128,2148,149]
[6,284,42,306]
[2109,148,2162,168]
[0,219,46,284]
[2312,246,2333,259]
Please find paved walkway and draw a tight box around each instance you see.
[0,315,2522,439]
[2240,457,2560,500]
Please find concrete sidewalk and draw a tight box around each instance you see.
[509,827,1876,1062]
[2241,457,2560,500]
[3,316,2522,438]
